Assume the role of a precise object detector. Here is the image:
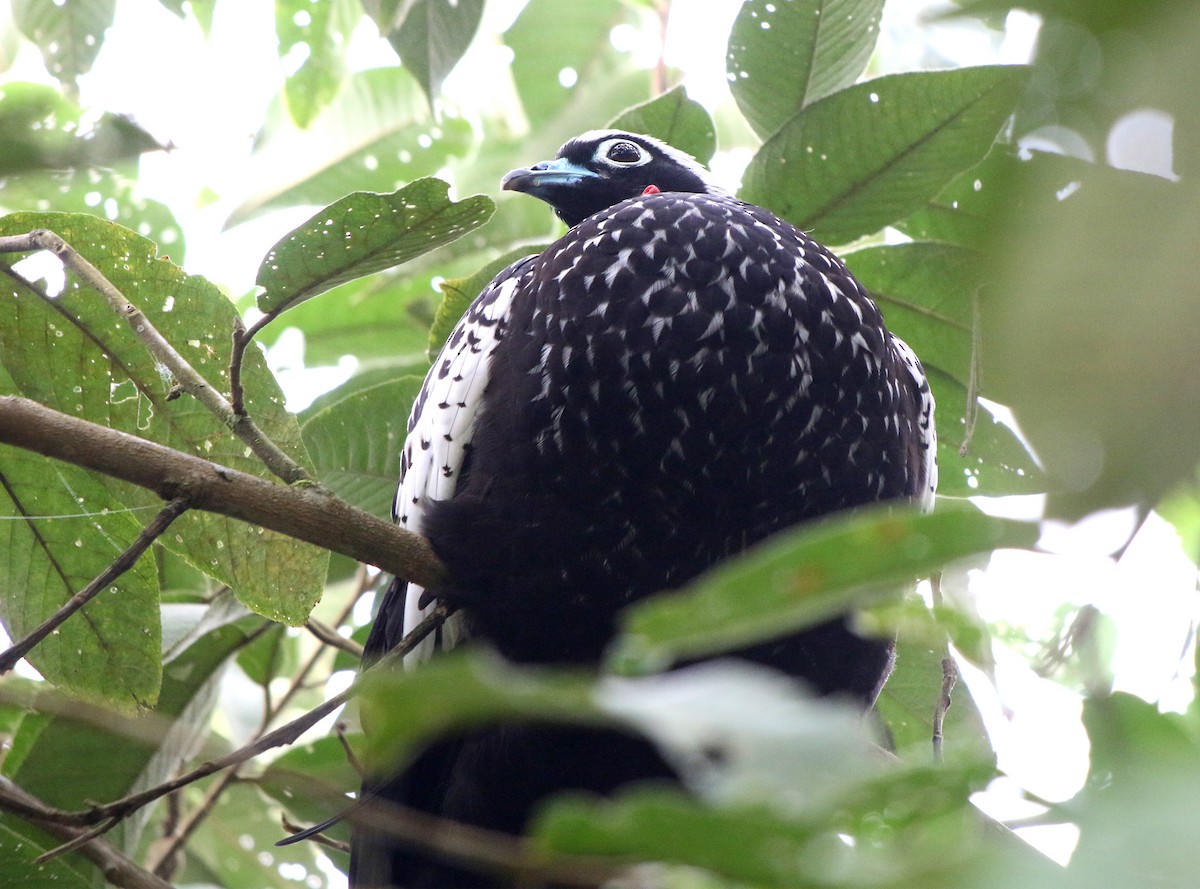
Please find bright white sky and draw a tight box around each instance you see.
[4,0,1198,876]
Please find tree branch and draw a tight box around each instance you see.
[0,229,311,485]
[0,497,190,674]
[0,395,447,590]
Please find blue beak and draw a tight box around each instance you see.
[501,157,599,193]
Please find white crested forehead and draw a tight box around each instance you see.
[560,130,726,193]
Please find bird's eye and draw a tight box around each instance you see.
[606,141,644,164]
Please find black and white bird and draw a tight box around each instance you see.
[351,130,936,887]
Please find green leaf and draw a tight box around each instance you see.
[608,85,717,165]
[0,82,164,177]
[276,0,350,128]
[0,212,326,625]
[11,0,115,88]
[874,603,994,765]
[728,0,885,139]
[299,375,425,518]
[740,66,1029,244]
[505,0,626,130]
[842,242,1043,497]
[227,68,474,226]
[427,245,539,356]
[610,503,1039,673]
[0,442,162,711]
[378,0,484,106]
[255,178,494,315]
[358,650,600,772]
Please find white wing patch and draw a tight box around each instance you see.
[393,263,529,666]
[891,333,937,511]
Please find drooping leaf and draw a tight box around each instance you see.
[608,85,717,165]
[740,66,1029,244]
[0,82,165,177]
[227,68,474,226]
[299,375,425,518]
[366,0,484,106]
[728,0,886,139]
[610,503,1039,674]
[11,0,115,88]
[0,212,326,625]
[255,179,494,315]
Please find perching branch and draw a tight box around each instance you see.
[0,229,311,485]
[0,497,190,674]
[0,394,447,590]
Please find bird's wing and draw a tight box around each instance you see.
[381,255,536,666]
[890,333,938,510]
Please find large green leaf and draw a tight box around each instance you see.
[255,179,493,315]
[608,85,717,165]
[739,66,1029,243]
[0,440,161,711]
[0,212,326,624]
[299,375,425,518]
[12,0,115,88]
[610,503,1039,673]
[227,68,474,226]
[728,0,885,139]
[983,157,1200,516]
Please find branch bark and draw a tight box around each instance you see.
[0,395,447,590]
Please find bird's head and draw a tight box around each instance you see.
[501,130,725,227]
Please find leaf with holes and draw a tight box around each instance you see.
[728,0,885,139]
[12,0,115,88]
[740,66,1029,244]
[0,212,326,625]
[255,179,494,316]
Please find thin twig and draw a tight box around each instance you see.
[959,288,982,457]
[0,497,190,673]
[932,656,959,763]
[229,312,278,417]
[145,769,238,876]
[0,229,311,485]
[0,604,453,832]
[306,617,364,657]
[0,395,447,589]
